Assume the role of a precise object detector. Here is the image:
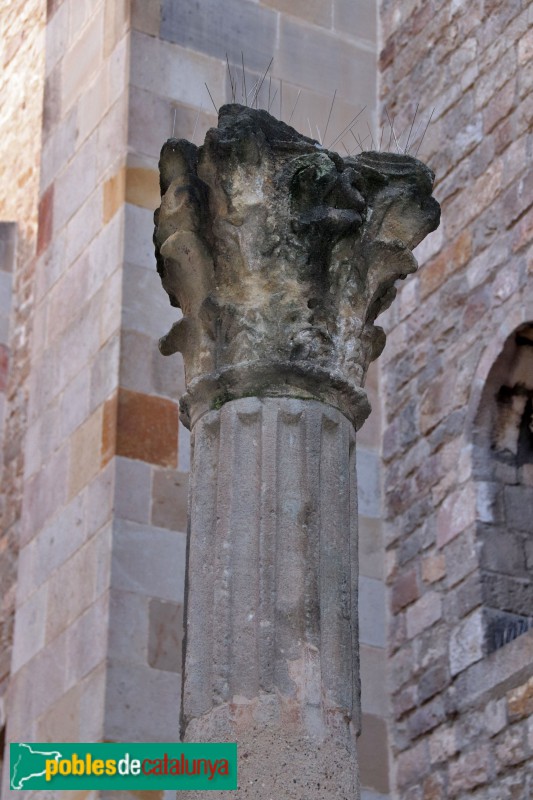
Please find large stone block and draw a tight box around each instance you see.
[277,16,376,105]
[61,10,103,113]
[360,575,386,647]
[152,468,188,531]
[112,519,186,603]
[131,31,226,107]
[104,660,181,742]
[160,0,277,72]
[115,387,178,467]
[450,609,484,676]
[334,0,377,43]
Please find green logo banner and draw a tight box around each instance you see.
[10,742,237,790]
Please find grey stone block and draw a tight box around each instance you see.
[105,660,181,742]
[151,468,188,531]
[277,16,376,106]
[357,448,382,518]
[360,576,386,648]
[112,519,186,603]
[115,456,152,524]
[334,0,377,43]
[160,0,277,72]
[148,598,184,672]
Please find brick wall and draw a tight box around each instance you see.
[378,0,533,796]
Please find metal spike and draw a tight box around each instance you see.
[323,89,337,146]
[328,106,367,150]
[404,102,419,153]
[414,108,436,157]
[205,83,218,113]
[288,89,301,125]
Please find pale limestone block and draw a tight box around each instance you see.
[45,0,68,77]
[96,92,128,178]
[108,589,150,665]
[31,628,69,721]
[65,593,110,689]
[31,493,87,594]
[59,368,91,440]
[115,456,152,524]
[359,517,383,580]
[334,0,377,42]
[53,131,98,232]
[357,448,382,518]
[131,31,225,107]
[128,86,175,159]
[40,107,78,193]
[160,0,276,71]
[36,682,82,741]
[450,608,485,677]
[119,328,156,395]
[62,10,103,112]
[104,661,181,742]
[124,203,157,269]
[123,262,178,339]
[107,31,129,109]
[20,443,69,547]
[57,294,101,392]
[151,468,188,532]
[86,462,115,537]
[360,644,389,716]
[79,661,106,741]
[148,598,183,672]
[64,187,103,269]
[132,0,161,36]
[11,584,48,671]
[67,404,103,499]
[89,331,120,410]
[99,267,122,345]
[76,63,109,146]
[277,16,376,105]
[45,528,103,642]
[112,519,187,602]
[360,576,387,648]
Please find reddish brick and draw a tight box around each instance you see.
[116,388,178,467]
[37,184,54,256]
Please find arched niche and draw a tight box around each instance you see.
[472,322,533,652]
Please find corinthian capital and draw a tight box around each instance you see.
[154,104,440,429]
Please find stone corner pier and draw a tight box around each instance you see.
[153,103,440,799]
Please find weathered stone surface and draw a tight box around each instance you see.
[182,397,359,797]
[154,104,440,430]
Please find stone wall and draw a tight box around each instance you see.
[378,0,533,796]
[0,0,46,781]
[124,3,389,797]
[5,0,130,778]
[2,4,392,799]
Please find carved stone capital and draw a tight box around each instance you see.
[154,104,440,429]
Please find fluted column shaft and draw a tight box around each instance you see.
[181,397,359,799]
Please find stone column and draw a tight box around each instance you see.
[153,104,440,799]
